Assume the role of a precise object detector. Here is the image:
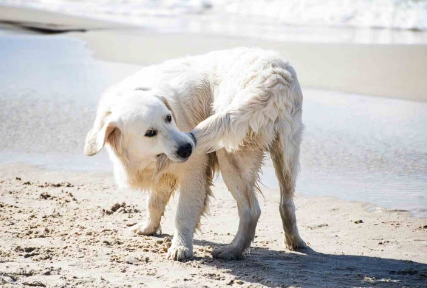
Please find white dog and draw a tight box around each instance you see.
[84,47,306,261]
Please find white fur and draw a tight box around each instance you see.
[85,47,306,261]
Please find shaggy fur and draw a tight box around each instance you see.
[84,47,306,261]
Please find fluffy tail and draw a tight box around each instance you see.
[192,64,303,176]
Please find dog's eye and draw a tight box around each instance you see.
[144,129,157,137]
[165,114,172,123]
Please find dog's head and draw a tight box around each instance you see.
[84,91,195,168]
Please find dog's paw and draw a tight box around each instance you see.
[167,245,193,261]
[131,222,159,236]
[285,234,307,251]
[212,245,244,260]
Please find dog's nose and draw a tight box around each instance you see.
[176,143,192,159]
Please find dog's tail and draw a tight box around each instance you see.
[192,63,303,177]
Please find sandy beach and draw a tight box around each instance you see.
[0,4,427,288]
[1,165,427,287]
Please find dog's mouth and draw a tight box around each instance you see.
[170,154,190,163]
[155,153,186,173]
[156,153,189,163]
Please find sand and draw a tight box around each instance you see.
[0,165,426,287]
[73,31,427,102]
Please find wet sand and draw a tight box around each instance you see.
[75,31,427,102]
[0,5,427,288]
[0,4,132,31]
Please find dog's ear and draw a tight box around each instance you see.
[84,120,121,156]
[157,96,177,124]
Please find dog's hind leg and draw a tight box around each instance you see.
[212,147,263,260]
[269,123,306,250]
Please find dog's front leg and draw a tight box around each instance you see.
[168,169,207,261]
[132,190,171,236]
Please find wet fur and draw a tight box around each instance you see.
[84,47,306,261]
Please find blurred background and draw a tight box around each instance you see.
[2,0,427,43]
[0,0,426,216]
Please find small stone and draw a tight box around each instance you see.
[125,255,138,265]
[22,281,46,287]
[40,192,51,200]
[160,247,168,253]
[42,269,51,275]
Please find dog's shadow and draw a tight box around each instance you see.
[155,235,427,287]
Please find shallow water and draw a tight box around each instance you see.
[263,90,427,217]
[4,0,427,30]
[0,31,426,217]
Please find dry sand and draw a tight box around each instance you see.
[1,165,426,288]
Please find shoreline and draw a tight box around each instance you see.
[0,4,132,31]
[1,148,426,219]
[0,4,426,101]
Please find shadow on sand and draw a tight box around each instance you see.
[189,239,427,287]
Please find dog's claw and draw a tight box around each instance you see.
[167,245,193,261]
[285,234,307,250]
[131,223,158,236]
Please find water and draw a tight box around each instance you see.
[0,33,139,166]
[2,0,427,44]
[0,31,426,217]
[263,89,427,217]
